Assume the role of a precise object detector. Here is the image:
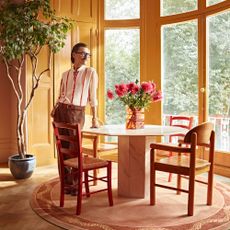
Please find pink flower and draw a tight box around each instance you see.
[131,85,139,94]
[141,82,153,93]
[114,84,128,97]
[118,84,128,93]
[115,89,125,97]
[127,82,139,94]
[152,90,162,102]
[127,82,135,91]
[107,89,114,100]
[151,82,156,91]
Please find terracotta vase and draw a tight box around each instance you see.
[126,107,144,129]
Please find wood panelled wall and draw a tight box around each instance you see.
[0,0,98,165]
[0,63,18,162]
[0,61,26,163]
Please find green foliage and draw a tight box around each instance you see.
[162,2,229,117]
[0,0,72,61]
[163,20,198,115]
[208,11,230,116]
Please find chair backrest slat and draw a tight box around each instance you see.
[184,122,214,146]
[53,122,82,162]
[170,115,194,130]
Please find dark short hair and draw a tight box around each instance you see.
[71,42,87,63]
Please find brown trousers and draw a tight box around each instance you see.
[52,102,85,129]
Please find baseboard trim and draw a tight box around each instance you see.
[214,164,230,178]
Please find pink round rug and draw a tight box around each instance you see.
[30,175,230,230]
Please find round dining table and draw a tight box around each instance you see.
[82,124,187,198]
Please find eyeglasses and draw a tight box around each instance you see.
[76,52,91,58]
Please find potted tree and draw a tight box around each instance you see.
[0,0,72,179]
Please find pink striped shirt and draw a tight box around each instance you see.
[58,66,98,107]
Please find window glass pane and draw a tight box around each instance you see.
[207,0,226,7]
[162,20,198,128]
[161,0,197,16]
[105,0,140,20]
[105,29,140,126]
[207,11,230,152]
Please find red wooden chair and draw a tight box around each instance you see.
[167,115,194,181]
[150,122,215,216]
[53,122,113,215]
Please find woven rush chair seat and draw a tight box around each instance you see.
[64,155,109,170]
[156,155,211,173]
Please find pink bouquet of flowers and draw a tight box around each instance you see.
[107,79,162,110]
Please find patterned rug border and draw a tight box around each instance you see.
[30,178,230,230]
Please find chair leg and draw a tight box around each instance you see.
[150,151,156,205]
[168,151,173,182]
[60,177,65,207]
[107,161,113,206]
[168,172,173,182]
[84,171,90,197]
[60,166,66,207]
[177,174,181,195]
[76,173,83,215]
[93,139,98,186]
[93,169,98,186]
[207,169,213,205]
[188,175,195,216]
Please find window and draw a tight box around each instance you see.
[207,10,230,151]
[105,29,140,125]
[161,0,197,16]
[162,20,198,123]
[105,0,140,19]
[207,0,226,7]
[104,0,140,126]
[101,0,230,171]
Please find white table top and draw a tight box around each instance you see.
[82,124,187,136]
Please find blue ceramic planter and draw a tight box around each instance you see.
[8,154,36,179]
